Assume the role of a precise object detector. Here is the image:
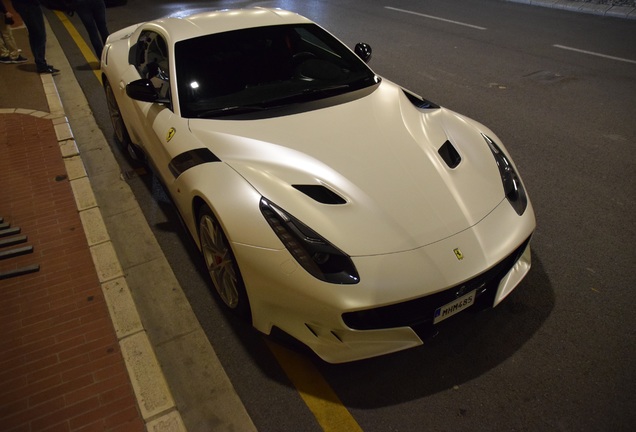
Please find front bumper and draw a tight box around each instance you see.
[234,198,535,363]
[342,235,531,331]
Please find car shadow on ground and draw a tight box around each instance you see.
[316,251,554,407]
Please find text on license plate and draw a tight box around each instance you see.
[433,290,476,324]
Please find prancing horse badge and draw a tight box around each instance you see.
[166,127,176,142]
[453,248,464,260]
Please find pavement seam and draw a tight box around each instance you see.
[37,73,188,432]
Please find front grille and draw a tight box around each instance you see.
[342,236,531,331]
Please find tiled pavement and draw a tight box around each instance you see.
[0,111,145,430]
[0,10,252,430]
[0,11,183,432]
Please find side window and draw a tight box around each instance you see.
[135,31,171,101]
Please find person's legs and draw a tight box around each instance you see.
[0,20,12,58]
[11,2,47,70]
[0,21,24,61]
[76,0,109,59]
[93,0,109,44]
[76,7,103,58]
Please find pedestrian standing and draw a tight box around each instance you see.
[0,0,28,63]
[10,0,58,73]
[75,0,108,59]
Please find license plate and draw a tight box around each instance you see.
[433,290,476,324]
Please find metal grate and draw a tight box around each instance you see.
[0,217,40,280]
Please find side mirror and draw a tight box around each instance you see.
[126,79,169,104]
[354,43,372,63]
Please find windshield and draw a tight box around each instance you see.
[175,24,378,118]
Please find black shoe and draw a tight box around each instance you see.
[38,65,60,74]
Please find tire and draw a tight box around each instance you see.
[104,77,143,161]
[198,205,252,322]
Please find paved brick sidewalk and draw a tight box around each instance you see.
[0,17,202,432]
[0,113,144,431]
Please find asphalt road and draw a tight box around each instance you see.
[47,0,636,430]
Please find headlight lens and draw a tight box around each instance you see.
[259,198,360,284]
[482,134,528,215]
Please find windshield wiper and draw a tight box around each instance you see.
[195,84,355,118]
[255,84,352,107]
[195,104,267,118]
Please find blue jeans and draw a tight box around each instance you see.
[76,0,109,59]
[11,0,47,70]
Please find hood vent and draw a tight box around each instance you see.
[293,185,347,205]
[403,89,439,109]
[438,140,461,169]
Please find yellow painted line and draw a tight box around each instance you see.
[266,339,363,432]
[53,10,102,83]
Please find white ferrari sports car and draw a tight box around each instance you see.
[101,8,535,363]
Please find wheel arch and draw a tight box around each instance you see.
[178,163,281,252]
[191,195,210,247]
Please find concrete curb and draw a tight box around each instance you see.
[508,0,636,19]
[39,72,188,431]
[40,15,257,432]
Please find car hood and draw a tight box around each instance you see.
[188,80,505,256]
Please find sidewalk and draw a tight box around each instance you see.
[0,21,183,432]
[508,0,636,18]
[0,11,256,432]
[0,98,147,432]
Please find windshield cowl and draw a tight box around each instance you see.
[194,76,381,119]
[195,80,381,119]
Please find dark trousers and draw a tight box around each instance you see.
[11,0,47,70]
[76,0,109,59]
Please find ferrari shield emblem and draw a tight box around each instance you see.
[166,127,176,142]
[453,248,464,260]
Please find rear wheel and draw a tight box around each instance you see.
[198,205,251,321]
[104,77,143,161]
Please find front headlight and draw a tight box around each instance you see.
[259,198,360,284]
[482,134,528,216]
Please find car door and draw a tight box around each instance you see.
[128,30,189,188]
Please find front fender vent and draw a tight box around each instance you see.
[438,140,462,169]
[293,185,347,205]
[169,148,220,179]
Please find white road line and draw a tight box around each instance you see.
[554,44,636,65]
[385,6,487,30]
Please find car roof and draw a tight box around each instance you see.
[149,8,313,43]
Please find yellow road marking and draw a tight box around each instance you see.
[53,11,102,83]
[266,339,363,432]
